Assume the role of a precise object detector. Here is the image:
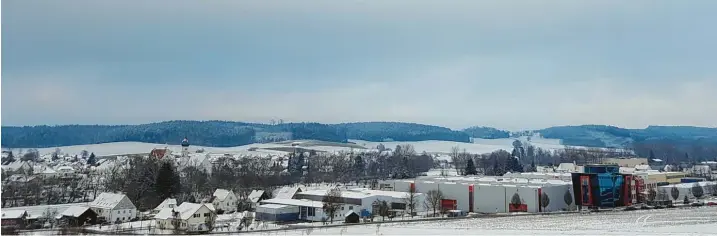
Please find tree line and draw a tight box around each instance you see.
[1,121,472,148]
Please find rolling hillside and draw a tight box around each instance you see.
[3,121,716,162]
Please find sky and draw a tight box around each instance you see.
[2,0,716,131]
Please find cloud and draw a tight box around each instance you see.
[2,1,717,130]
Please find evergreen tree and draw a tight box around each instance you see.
[529,160,537,172]
[354,155,365,178]
[87,153,97,166]
[649,150,655,161]
[464,158,477,175]
[155,161,181,201]
[511,148,519,158]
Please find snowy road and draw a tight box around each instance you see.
[241,207,717,235]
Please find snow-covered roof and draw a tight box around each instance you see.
[42,167,57,174]
[2,161,31,171]
[273,186,302,199]
[154,198,177,211]
[1,210,27,219]
[154,202,214,220]
[248,190,265,203]
[213,189,233,201]
[60,206,91,217]
[261,198,323,208]
[205,203,216,212]
[57,166,74,172]
[299,188,421,200]
[257,204,291,209]
[661,181,716,189]
[89,192,127,209]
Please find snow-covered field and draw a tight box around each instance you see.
[351,136,574,155]
[238,207,717,236]
[29,136,582,158]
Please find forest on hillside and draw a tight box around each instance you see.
[2,122,716,163]
[0,121,471,148]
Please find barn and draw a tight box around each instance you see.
[57,206,98,227]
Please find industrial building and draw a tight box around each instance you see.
[657,181,717,201]
[255,204,300,222]
[257,198,328,222]
[257,187,424,222]
[571,164,635,209]
[378,176,574,214]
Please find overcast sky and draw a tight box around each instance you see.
[2,0,716,130]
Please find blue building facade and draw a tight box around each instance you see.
[572,165,633,208]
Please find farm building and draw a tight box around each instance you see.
[378,176,574,213]
[57,206,98,227]
[88,192,137,223]
[1,210,27,229]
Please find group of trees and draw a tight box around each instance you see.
[449,139,642,176]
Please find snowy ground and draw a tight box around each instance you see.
[238,207,717,236]
[29,136,584,158]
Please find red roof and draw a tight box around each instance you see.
[151,149,167,159]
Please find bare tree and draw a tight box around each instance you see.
[322,187,342,223]
[403,185,418,217]
[424,189,444,217]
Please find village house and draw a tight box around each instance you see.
[212,189,238,213]
[56,166,76,178]
[88,192,137,223]
[154,202,216,233]
[248,190,270,210]
[153,198,178,214]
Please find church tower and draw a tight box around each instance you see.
[181,137,190,158]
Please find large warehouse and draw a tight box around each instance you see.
[378,176,574,213]
[657,181,717,201]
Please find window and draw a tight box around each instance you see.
[123,210,126,214]
[204,213,210,217]
[349,206,354,210]
[308,207,316,217]
[341,206,344,210]
[122,217,125,221]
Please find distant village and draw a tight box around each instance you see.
[1,137,716,235]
